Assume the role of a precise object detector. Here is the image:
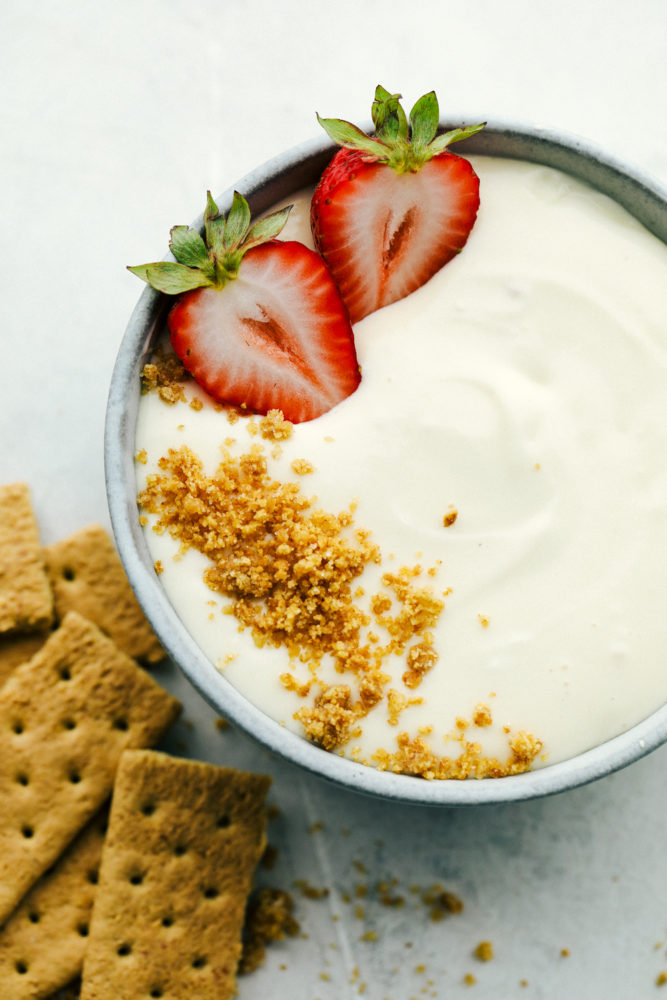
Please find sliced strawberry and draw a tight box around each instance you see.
[311,86,484,323]
[169,240,360,423]
[129,193,360,423]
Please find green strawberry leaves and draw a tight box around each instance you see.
[317,85,485,173]
[169,226,210,269]
[372,86,408,143]
[128,261,212,295]
[409,91,439,150]
[129,191,292,295]
[316,114,384,158]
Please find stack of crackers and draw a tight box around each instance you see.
[0,483,272,999]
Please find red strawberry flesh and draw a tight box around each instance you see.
[169,240,360,424]
[311,147,480,324]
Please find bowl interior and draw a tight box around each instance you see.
[106,123,667,806]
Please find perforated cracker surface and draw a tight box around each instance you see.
[0,613,180,924]
[0,483,53,634]
[0,808,108,998]
[80,749,271,1000]
[44,524,163,665]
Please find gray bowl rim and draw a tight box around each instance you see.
[106,119,667,807]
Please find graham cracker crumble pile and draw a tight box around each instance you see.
[139,367,543,780]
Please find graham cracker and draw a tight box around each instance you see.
[48,981,80,1000]
[0,483,53,634]
[0,808,108,998]
[0,612,180,925]
[80,749,271,1000]
[0,629,51,690]
[44,524,164,665]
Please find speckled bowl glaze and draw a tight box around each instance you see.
[105,122,667,806]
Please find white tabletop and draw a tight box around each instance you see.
[3,2,666,997]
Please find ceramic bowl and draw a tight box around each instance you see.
[105,122,667,806]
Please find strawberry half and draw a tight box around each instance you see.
[311,86,485,323]
[129,192,360,423]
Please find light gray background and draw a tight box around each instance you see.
[3,2,666,997]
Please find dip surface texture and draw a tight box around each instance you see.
[135,156,667,774]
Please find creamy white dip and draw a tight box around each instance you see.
[135,157,667,770]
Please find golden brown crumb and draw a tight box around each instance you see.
[474,941,494,962]
[259,409,293,441]
[472,704,493,727]
[154,559,164,575]
[139,442,543,777]
[291,458,315,475]
[402,639,438,689]
[360,930,377,942]
[372,727,541,780]
[478,614,490,628]
[295,685,357,751]
[239,888,300,974]
[657,972,667,986]
[380,892,404,908]
[135,448,148,464]
[560,947,570,958]
[280,672,312,698]
[387,688,423,726]
[293,879,330,900]
[463,973,476,985]
[214,716,229,731]
[438,889,464,915]
[443,508,458,527]
[189,397,203,411]
[141,349,190,404]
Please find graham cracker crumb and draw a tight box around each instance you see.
[141,349,190,404]
[295,685,357,751]
[138,442,543,778]
[373,725,542,780]
[387,688,423,727]
[293,879,329,900]
[443,508,458,527]
[291,458,315,475]
[402,640,438,689]
[472,704,492,727]
[239,888,300,974]
[474,941,494,962]
[259,410,293,441]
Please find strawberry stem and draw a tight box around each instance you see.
[129,192,293,295]
[317,85,485,174]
